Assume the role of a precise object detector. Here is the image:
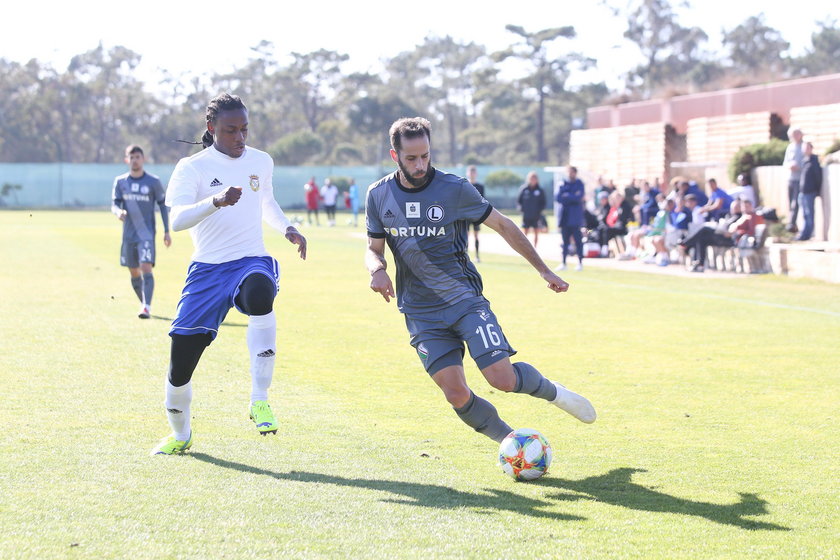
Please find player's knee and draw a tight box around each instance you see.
[485,365,516,392]
[441,384,471,408]
[236,274,275,316]
[168,333,211,387]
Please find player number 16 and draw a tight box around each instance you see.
[475,324,501,348]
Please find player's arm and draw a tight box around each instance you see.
[111,179,126,220]
[483,209,569,293]
[366,236,395,303]
[261,188,306,260]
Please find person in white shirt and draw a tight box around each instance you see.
[151,93,307,456]
[320,178,340,226]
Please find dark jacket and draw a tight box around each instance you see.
[556,179,585,228]
[517,184,546,220]
[800,154,822,195]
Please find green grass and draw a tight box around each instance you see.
[1,210,838,559]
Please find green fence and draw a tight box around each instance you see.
[0,163,557,210]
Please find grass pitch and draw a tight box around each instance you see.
[1,210,838,559]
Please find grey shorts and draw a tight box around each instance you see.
[121,239,155,268]
[404,297,516,375]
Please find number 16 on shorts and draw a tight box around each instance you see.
[475,324,502,348]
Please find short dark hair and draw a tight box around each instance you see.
[126,145,144,156]
[685,194,698,202]
[389,117,431,152]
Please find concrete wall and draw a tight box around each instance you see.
[754,163,838,243]
[587,73,840,133]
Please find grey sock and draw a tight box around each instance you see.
[142,273,154,306]
[131,276,143,302]
[454,392,512,443]
[513,362,558,401]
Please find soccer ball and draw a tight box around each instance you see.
[498,428,552,481]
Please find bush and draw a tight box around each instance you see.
[328,176,351,190]
[484,169,524,190]
[824,139,840,157]
[728,139,788,183]
[269,131,324,165]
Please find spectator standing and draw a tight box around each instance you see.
[783,128,804,233]
[347,177,361,227]
[320,178,340,226]
[517,171,546,247]
[304,177,320,226]
[556,166,585,271]
[466,165,486,262]
[797,142,822,241]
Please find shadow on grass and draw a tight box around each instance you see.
[189,452,584,521]
[543,467,790,531]
[192,455,790,530]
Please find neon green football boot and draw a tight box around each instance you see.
[150,433,193,456]
[249,401,278,435]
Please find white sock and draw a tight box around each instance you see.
[248,311,276,404]
[165,380,192,441]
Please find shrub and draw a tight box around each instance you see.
[269,131,324,165]
[728,139,787,183]
[484,169,524,190]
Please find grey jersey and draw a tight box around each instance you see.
[112,172,169,243]
[366,168,493,314]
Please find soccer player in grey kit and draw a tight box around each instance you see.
[112,145,171,319]
[365,117,596,445]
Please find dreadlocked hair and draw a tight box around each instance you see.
[200,93,247,149]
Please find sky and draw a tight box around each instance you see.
[2,0,836,92]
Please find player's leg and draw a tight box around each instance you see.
[473,224,481,262]
[458,301,596,424]
[139,260,154,317]
[407,314,512,443]
[153,262,232,455]
[573,226,584,269]
[431,361,513,443]
[123,240,145,306]
[129,267,143,302]
[234,269,279,434]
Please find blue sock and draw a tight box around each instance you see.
[454,392,512,443]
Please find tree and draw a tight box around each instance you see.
[620,0,714,94]
[282,49,349,132]
[791,20,840,76]
[723,15,790,77]
[493,25,589,162]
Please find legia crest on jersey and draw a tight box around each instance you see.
[249,174,260,192]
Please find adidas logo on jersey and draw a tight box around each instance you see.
[210,178,223,187]
[384,209,395,218]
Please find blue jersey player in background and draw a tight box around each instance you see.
[111,144,171,319]
[365,117,596,447]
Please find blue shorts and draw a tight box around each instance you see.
[404,297,516,375]
[170,256,279,340]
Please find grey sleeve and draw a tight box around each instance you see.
[366,187,385,238]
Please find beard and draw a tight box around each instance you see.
[398,158,433,188]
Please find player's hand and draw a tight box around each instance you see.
[163,233,172,248]
[541,270,569,293]
[118,209,127,222]
[370,269,395,302]
[213,186,243,208]
[285,227,307,260]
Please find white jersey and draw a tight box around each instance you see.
[320,184,340,206]
[166,144,291,264]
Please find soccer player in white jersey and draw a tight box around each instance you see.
[151,93,307,455]
[365,117,595,449]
